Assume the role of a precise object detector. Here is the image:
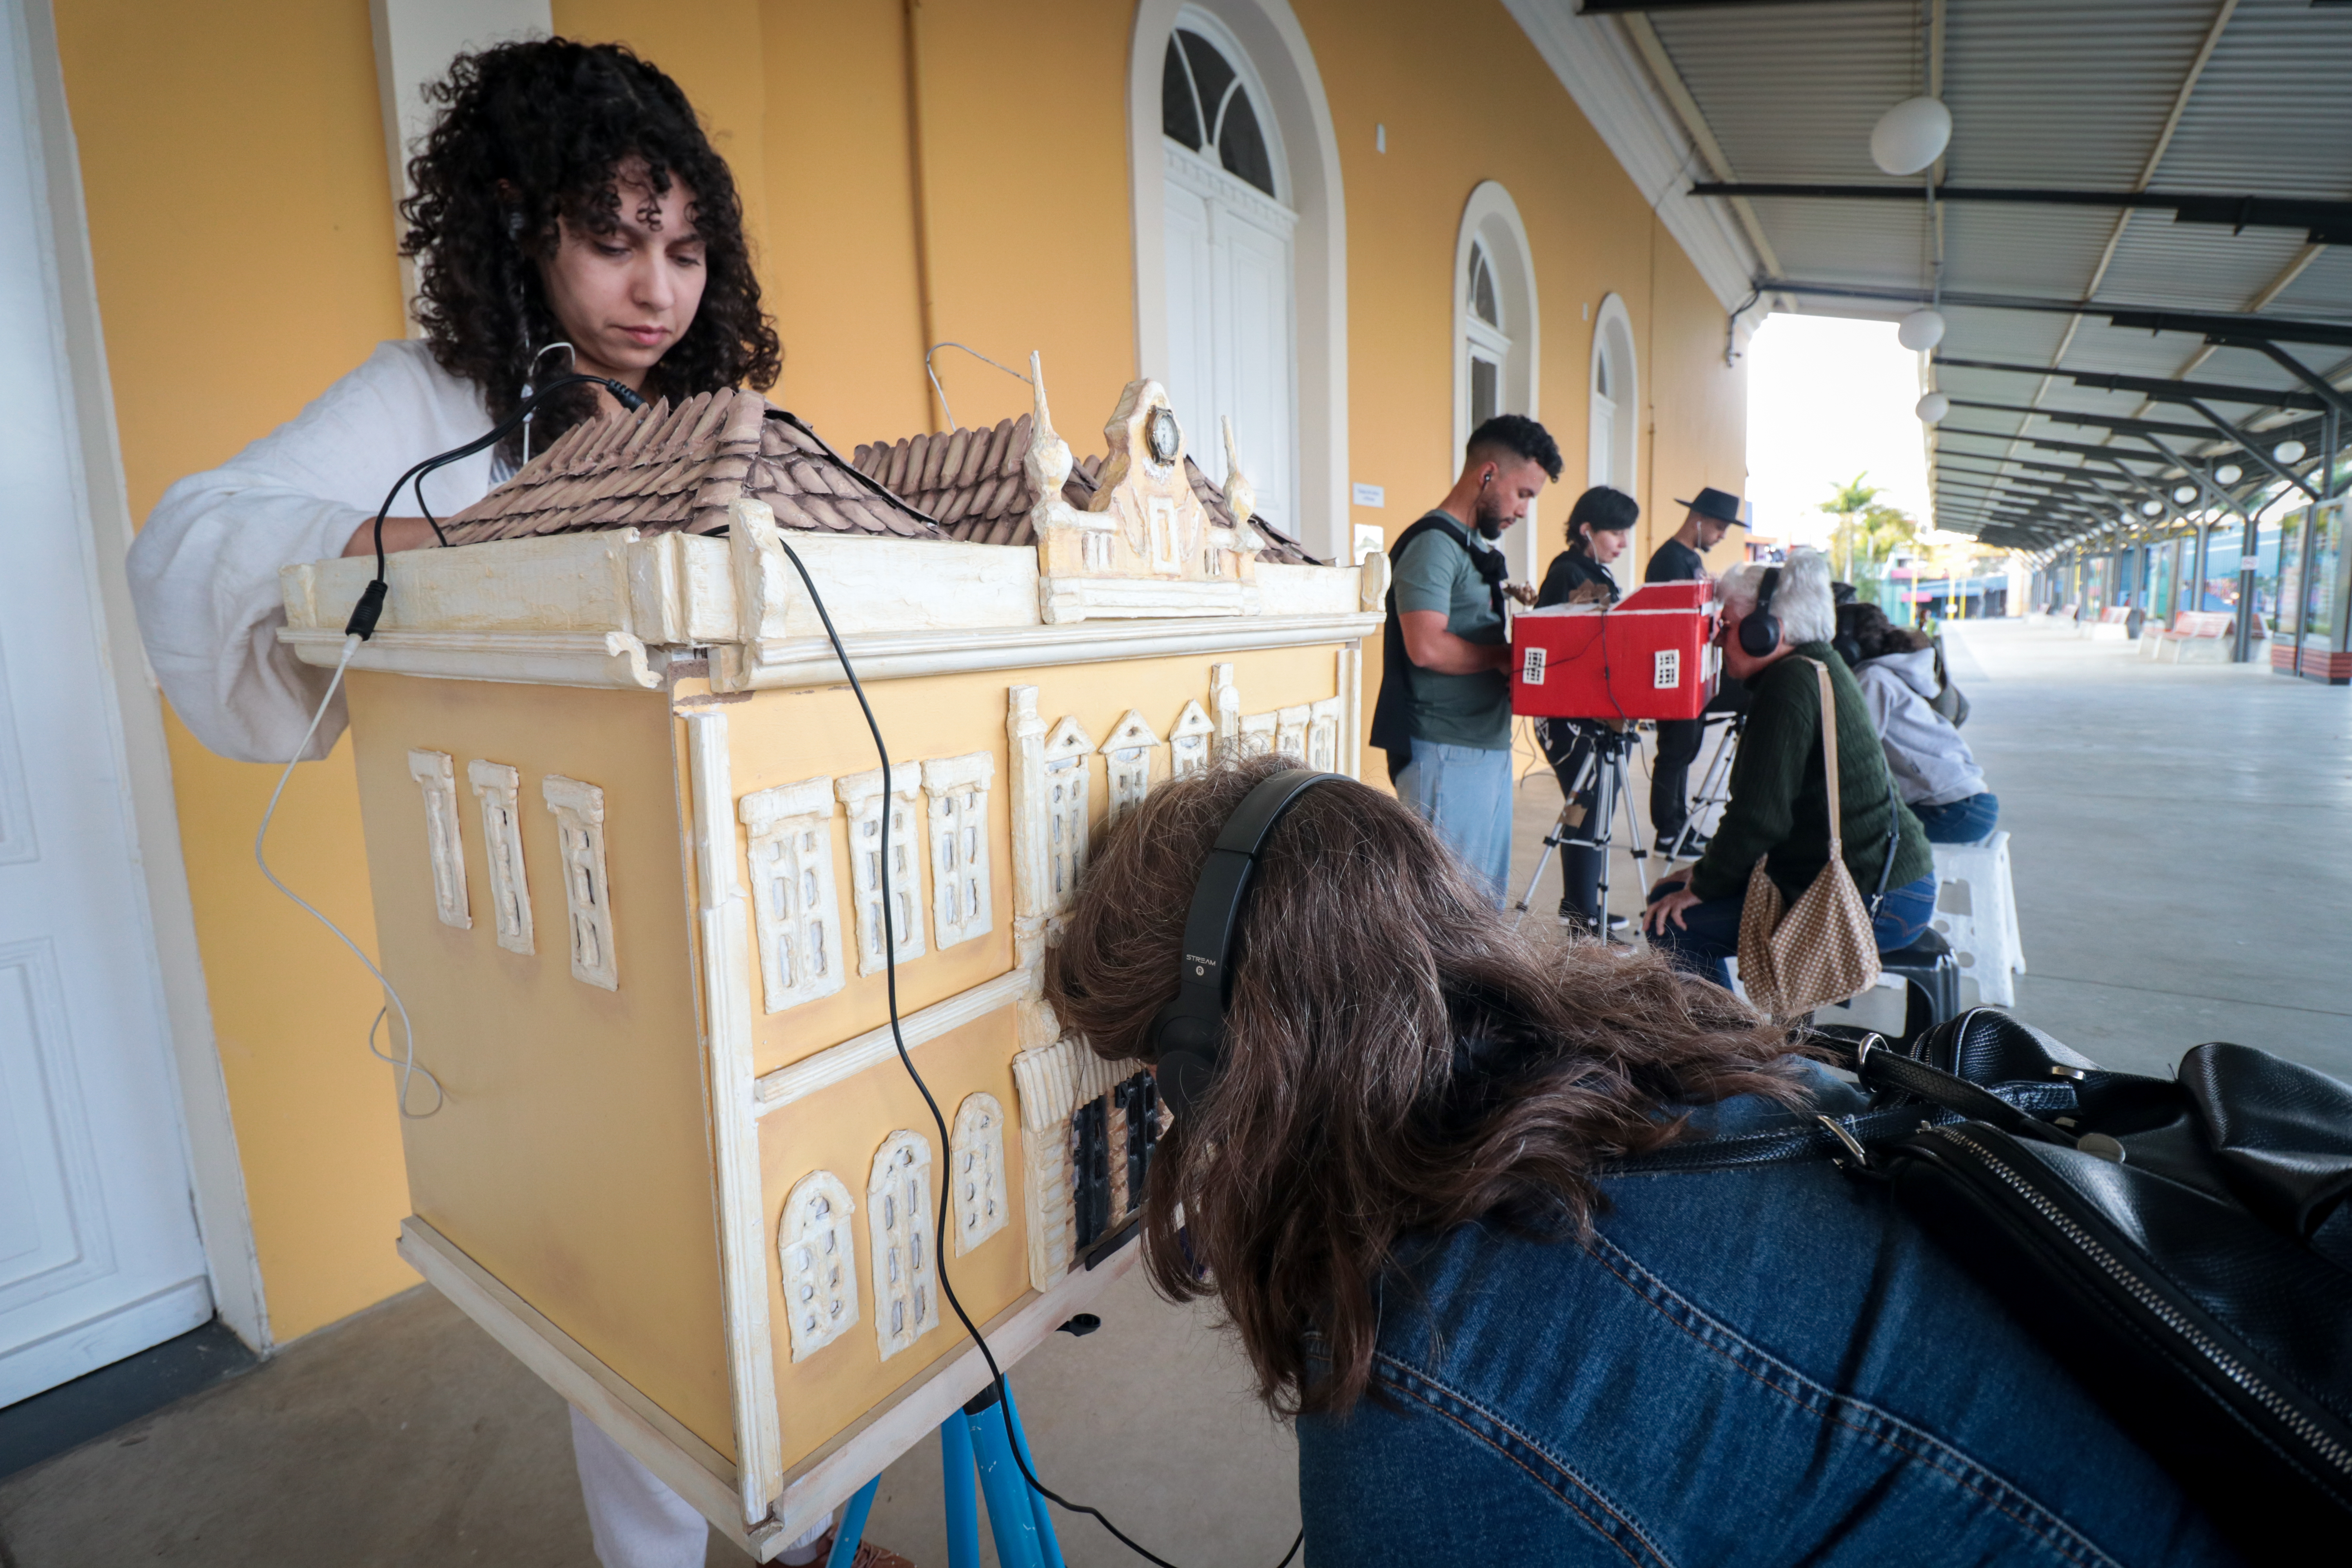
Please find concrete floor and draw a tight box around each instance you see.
[3,615,2341,1567]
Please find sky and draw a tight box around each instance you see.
[1743,312,1938,552]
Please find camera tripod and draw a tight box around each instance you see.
[1511,720,1650,942]
[1655,709,1746,862]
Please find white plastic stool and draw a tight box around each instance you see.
[1929,831,2025,1006]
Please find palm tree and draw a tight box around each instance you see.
[1818,473,1882,583]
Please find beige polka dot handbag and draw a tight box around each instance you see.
[1734,659,1889,1020]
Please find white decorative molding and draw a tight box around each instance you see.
[738,778,846,1015]
[777,1171,859,1362]
[753,969,1029,1114]
[836,766,926,976]
[949,1093,1010,1256]
[467,759,534,955]
[1274,704,1309,762]
[1210,662,1241,759]
[682,712,785,1523]
[0,634,35,865]
[543,775,619,991]
[1006,689,1051,927]
[920,753,995,951]
[1167,699,1215,778]
[1009,1040,1135,1292]
[405,749,470,929]
[1040,715,1095,915]
[867,1131,940,1361]
[1338,641,1364,779]
[1098,710,1161,824]
[712,611,1379,693]
[279,626,659,690]
[1307,695,1341,773]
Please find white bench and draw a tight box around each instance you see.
[1929,830,2024,1007]
[2144,610,2234,664]
[2081,606,2133,642]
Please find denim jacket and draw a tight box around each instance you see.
[1297,1067,2238,1566]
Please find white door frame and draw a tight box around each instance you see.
[16,0,267,1354]
[1128,0,1347,566]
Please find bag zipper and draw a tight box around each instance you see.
[1930,1125,2352,1481]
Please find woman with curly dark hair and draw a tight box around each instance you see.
[124,39,908,1568]
[128,38,781,770]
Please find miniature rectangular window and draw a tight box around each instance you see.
[778,1170,859,1362]
[920,753,995,951]
[867,1131,939,1360]
[837,766,926,975]
[467,760,534,955]
[738,777,846,1014]
[407,750,470,929]
[543,775,618,991]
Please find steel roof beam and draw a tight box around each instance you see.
[1949,400,2219,443]
[1929,357,2327,413]
[2102,308,2352,354]
[1760,281,2352,350]
[1697,184,2352,245]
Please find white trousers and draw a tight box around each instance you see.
[569,1408,833,1568]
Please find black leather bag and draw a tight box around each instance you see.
[1817,1010,2352,1555]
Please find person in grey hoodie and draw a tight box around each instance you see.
[1838,604,1999,844]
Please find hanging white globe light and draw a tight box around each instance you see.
[1915,390,1950,422]
[2274,439,2307,464]
[2140,499,2165,517]
[2214,463,2243,485]
[1897,309,1947,352]
[1871,96,1953,176]
[2172,484,2198,504]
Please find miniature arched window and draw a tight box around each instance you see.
[950,1093,1009,1255]
[1161,8,1297,535]
[1453,182,1541,579]
[868,1132,940,1360]
[778,1171,858,1362]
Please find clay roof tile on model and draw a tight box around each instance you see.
[850,415,1325,564]
[439,388,943,545]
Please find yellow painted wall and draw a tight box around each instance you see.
[58,0,1743,1344]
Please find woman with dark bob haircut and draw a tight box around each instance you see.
[127,39,909,1568]
[1047,756,2232,1564]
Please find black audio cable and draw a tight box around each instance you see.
[343,374,646,642]
[766,535,1305,1568]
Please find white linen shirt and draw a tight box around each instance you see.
[127,339,505,763]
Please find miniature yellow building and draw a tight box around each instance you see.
[276,371,1383,1555]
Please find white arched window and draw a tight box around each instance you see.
[1453,182,1540,577]
[1160,9,1298,535]
[1589,293,1638,499]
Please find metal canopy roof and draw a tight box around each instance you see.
[1548,0,2352,553]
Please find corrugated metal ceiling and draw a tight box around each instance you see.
[1635,0,2352,550]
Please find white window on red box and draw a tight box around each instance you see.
[1653,648,1680,689]
[1521,646,1547,684]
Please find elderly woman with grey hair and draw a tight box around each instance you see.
[1643,548,1937,991]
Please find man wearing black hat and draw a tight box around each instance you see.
[1646,486,1743,858]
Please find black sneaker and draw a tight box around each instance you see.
[1558,901,1629,934]
[1657,830,1710,860]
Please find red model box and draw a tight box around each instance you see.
[1510,581,1720,721]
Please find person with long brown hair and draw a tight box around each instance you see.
[1047,756,2231,1564]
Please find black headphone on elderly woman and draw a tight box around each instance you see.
[1736,565,1785,658]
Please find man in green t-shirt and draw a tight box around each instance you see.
[1368,415,1563,906]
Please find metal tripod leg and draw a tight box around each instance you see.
[1686,714,1744,838]
[1589,742,1647,944]
[1509,739,1601,931]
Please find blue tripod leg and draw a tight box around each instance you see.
[823,1475,880,1568]
[998,1383,1067,1568]
[962,1383,1047,1568]
[941,1410,982,1568]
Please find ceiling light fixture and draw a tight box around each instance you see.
[1871,96,1953,176]
[2141,499,2165,517]
[2172,484,2199,504]
[2214,463,2242,485]
[2274,439,2307,464]
[1897,309,1947,352]
[1916,391,1951,423]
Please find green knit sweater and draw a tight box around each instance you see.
[1687,644,1935,906]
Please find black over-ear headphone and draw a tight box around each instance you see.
[1145,767,1345,1122]
[1737,565,1784,657]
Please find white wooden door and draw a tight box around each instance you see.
[0,12,212,1406]
[1163,144,1297,532]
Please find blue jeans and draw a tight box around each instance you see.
[1646,871,1938,991]
[1395,742,1514,909]
[1297,1071,2234,1565]
[1914,791,2000,844]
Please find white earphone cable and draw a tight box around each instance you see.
[253,633,444,1118]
